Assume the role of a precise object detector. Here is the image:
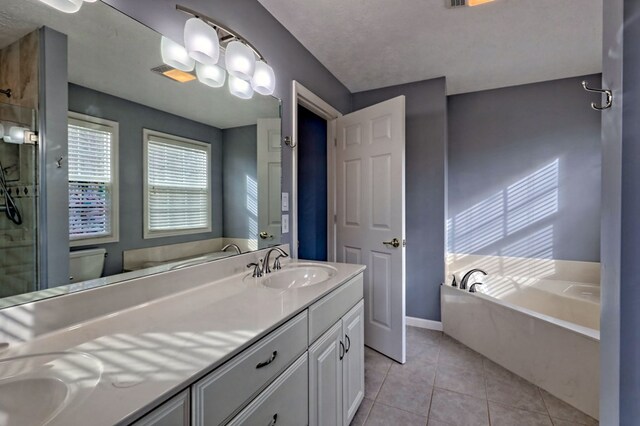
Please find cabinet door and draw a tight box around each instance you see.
[132,389,190,426]
[309,321,343,426]
[342,300,365,426]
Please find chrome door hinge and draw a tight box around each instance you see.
[403,239,406,247]
[334,214,337,223]
[24,131,38,145]
[334,138,337,147]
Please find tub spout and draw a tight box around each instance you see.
[460,268,487,290]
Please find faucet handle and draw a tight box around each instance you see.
[273,254,286,271]
[247,262,263,278]
[469,282,483,293]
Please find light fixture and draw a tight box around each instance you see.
[196,63,226,88]
[83,0,97,2]
[4,126,27,144]
[225,41,256,81]
[251,61,275,96]
[36,0,83,13]
[161,36,195,72]
[229,75,254,99]
[467,0,495,6]
[184,18,220,65]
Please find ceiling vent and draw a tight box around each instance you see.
[150,64,196,83]
[448,0,466,7]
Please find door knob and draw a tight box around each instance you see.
[259,231,273,240]
[382,238,401,248]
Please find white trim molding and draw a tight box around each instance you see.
[406,316,443,331]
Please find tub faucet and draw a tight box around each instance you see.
[460,268,487,290]
[469,282,483,293]
[222,243,242,254]
[263,247,289,274]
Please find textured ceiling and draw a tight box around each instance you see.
[258,0,603,94]
[0,0,279,129]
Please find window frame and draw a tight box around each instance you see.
[68,111,120,247]
[143,128,212,239]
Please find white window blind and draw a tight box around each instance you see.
[145,131,211,237]
[68,115,118,244]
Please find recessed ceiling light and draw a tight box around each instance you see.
[468,0,495,6]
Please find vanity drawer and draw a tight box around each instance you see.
[308,273,363,344]
[192,311,308,426]
[226,353,308,426]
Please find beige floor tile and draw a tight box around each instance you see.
[427,419,453,426]
[376,373,433,416]
[407,326,443,346]
[429,388,489,426]
[350,397,374,426]
[489,401,553,426]
[539,389,598,425]
[435,363,486,398]
[365,347,393,374]
[407,339,441,364]
[364,402,428,426]
[387,358,437,386]
[437,336,484,372]
[485,375,547,414]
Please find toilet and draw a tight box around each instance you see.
[69,248,107,282]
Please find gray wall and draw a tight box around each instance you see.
[600,0,640,423]
[39,27,70,288]
[352,78,448,322]
[222,125,257,239]
[102,0,353,249]
[447,75,602,263]
[68,84,223,276]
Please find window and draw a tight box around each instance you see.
[143,129,211,238]
[68,112,119,246]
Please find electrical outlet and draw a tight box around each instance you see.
[282,192,289,212]
[282,214,289,233]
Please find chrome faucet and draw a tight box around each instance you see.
[262,247,289,274]
[247,261,263,278]
[222,243,242,254]
[460,268,487,290]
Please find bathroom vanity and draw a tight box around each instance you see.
[0,247,365,426]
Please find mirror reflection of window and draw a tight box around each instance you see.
[68,113,119,246]
[143,129,212,239]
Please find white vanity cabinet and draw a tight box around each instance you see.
[129,271,364,426]
[309,300,365,426]
[132,390,190,426]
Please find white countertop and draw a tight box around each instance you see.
[0,259,365,426]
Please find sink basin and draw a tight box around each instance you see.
[261,264,338,290]
[0,352,102,425]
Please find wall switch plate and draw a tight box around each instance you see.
[282,192,289,212]
[282,214,289,234]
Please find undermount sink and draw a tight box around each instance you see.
[0,352,102,425]
[260,263,338,290]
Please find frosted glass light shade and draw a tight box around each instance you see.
[4,126,27,144]
[250,61,275,95]
[37,0,83,13]
[229,75,254,99]
[83,0,97,2]
[225,41,256,81]
[196,62,226,88]
[184,18,220,65]
[161,36,195,72]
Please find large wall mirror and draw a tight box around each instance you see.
[0,0,282,308]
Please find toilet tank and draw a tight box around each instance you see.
[69,248,107,283]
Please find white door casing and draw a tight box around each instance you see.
[335,96,406,363]
[257,118,282,249]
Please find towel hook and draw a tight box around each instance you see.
[283,136,296,148]
[582,81,613,111]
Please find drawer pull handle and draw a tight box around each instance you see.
[345,334,351,353]
[339,341,345,360]
[268,413,278,426]
[256,351,278,369]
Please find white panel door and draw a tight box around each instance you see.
[336,96,406,363]
[257,118,282,249]
[342,300,365,425]
[309,321,343,426]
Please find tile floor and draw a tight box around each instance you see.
[351,326,599,426]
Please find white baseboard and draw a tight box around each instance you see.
[406,316,443,331]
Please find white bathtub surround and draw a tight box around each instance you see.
[446,252,600,284]
[441,284,599,419]
[0,246,365,425]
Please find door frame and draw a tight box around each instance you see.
[291,81,342,260]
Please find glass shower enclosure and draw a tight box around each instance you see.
[0,101,38,298]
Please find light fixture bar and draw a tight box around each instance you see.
[175,4,266,63]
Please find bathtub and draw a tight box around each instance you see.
[441,275,600,419]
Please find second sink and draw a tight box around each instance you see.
[260,263,338,290]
